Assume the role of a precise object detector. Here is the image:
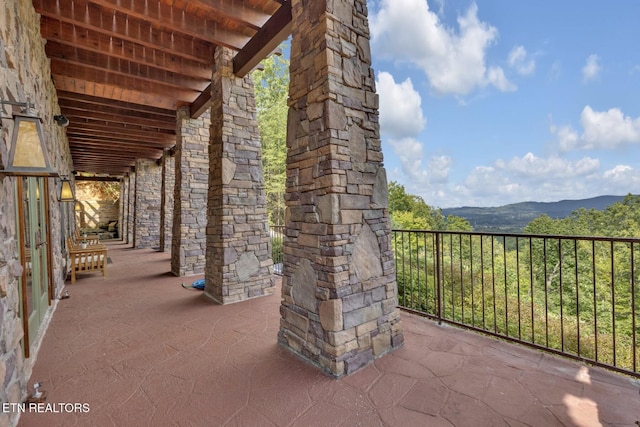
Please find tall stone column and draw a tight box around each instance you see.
[127,172,135,245]
[120,177,128,241]
[171,107,210,276]
[278,0,404,377]
[205,46,274,304]
[134,159,162,249]
[160,150,175,252]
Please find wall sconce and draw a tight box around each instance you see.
[1,100,58,177]
[74,201,82,212]
[58,177,75,202]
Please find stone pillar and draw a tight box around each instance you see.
[205,46,274,304]
[120,177,128,241]
[160,150,175,252]
[171,107,210,276]
[278,0,404,377]
[126,173,135,245]
[134,159,162,249]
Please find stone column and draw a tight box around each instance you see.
[205,46,274,304]
[127,172,135,245]
[120,177,128,241]
[171,107,210,276]
[278,0,404,377]
[134,159,162,249]
[160,150,175,252]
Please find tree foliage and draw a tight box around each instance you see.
[253,48,289,225]
[388,181,471,231]
[394,193,640,373]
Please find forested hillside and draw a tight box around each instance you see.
[442,196,627,232]
[393,194,640,374]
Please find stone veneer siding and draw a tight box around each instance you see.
[204,46,274,304]
[134,159,162,249]
[1,1,75,425]
[171,107,210,276]
[160,151,175,252]
[278,0,404,377]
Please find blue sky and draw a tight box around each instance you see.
[369,0,640,208]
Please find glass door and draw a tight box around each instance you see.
[16,176,51,358]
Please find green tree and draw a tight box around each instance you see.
[388,181,446,229]
[252,47,289,224]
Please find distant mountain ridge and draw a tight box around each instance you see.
[442,195,629,233]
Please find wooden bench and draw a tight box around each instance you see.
[67,238,107,284]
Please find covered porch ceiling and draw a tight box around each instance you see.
[34,0,292,176]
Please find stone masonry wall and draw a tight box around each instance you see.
[205,46,274,304]
[134,159,162,249]
[278,0,403,377]
[160,151,175,252]
[0,1,75,425]
[171,107,210,276]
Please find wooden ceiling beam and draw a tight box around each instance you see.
[40,17,212,77]
[46,43,211,91]
[190,86,213,118]
[33,0,217,64]
[191,2,291,117]
[75,176,121,182]
[233,2,292,77]
[67,133,174,149]
[68,121,175,139]
[88,0,250,49]
[51,62,201,102]
[69,145,163,159]
[59,100,176,124]
[56,91,176,118]
[61,107,175,131]
[52,75,188,110]
[68,126,174,143]
[67,131,173,145]
[175,0,275,29]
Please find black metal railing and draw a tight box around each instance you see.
[270,225,285,274]
[268,226,639,376]
[393,229,639,377]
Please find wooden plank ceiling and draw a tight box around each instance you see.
[34,0,291,176]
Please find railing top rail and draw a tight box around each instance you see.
[391,228,640,243]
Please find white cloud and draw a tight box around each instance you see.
[496,152,599,179]
[410,152,614,208]
[552,106,640,151]
[386,137,428,182]
[370,0,513,96]
[376,72,426,139]
[580,106,640,148]
[604,165,633,180]
[487,67,517,92]
[427,155,452,183]
[508,46,535,76]
[582,54,601,82]
[600,165,640,193]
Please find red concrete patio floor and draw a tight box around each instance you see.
[19,242,639,427]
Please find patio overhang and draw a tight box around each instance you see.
[33,0,292,176]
